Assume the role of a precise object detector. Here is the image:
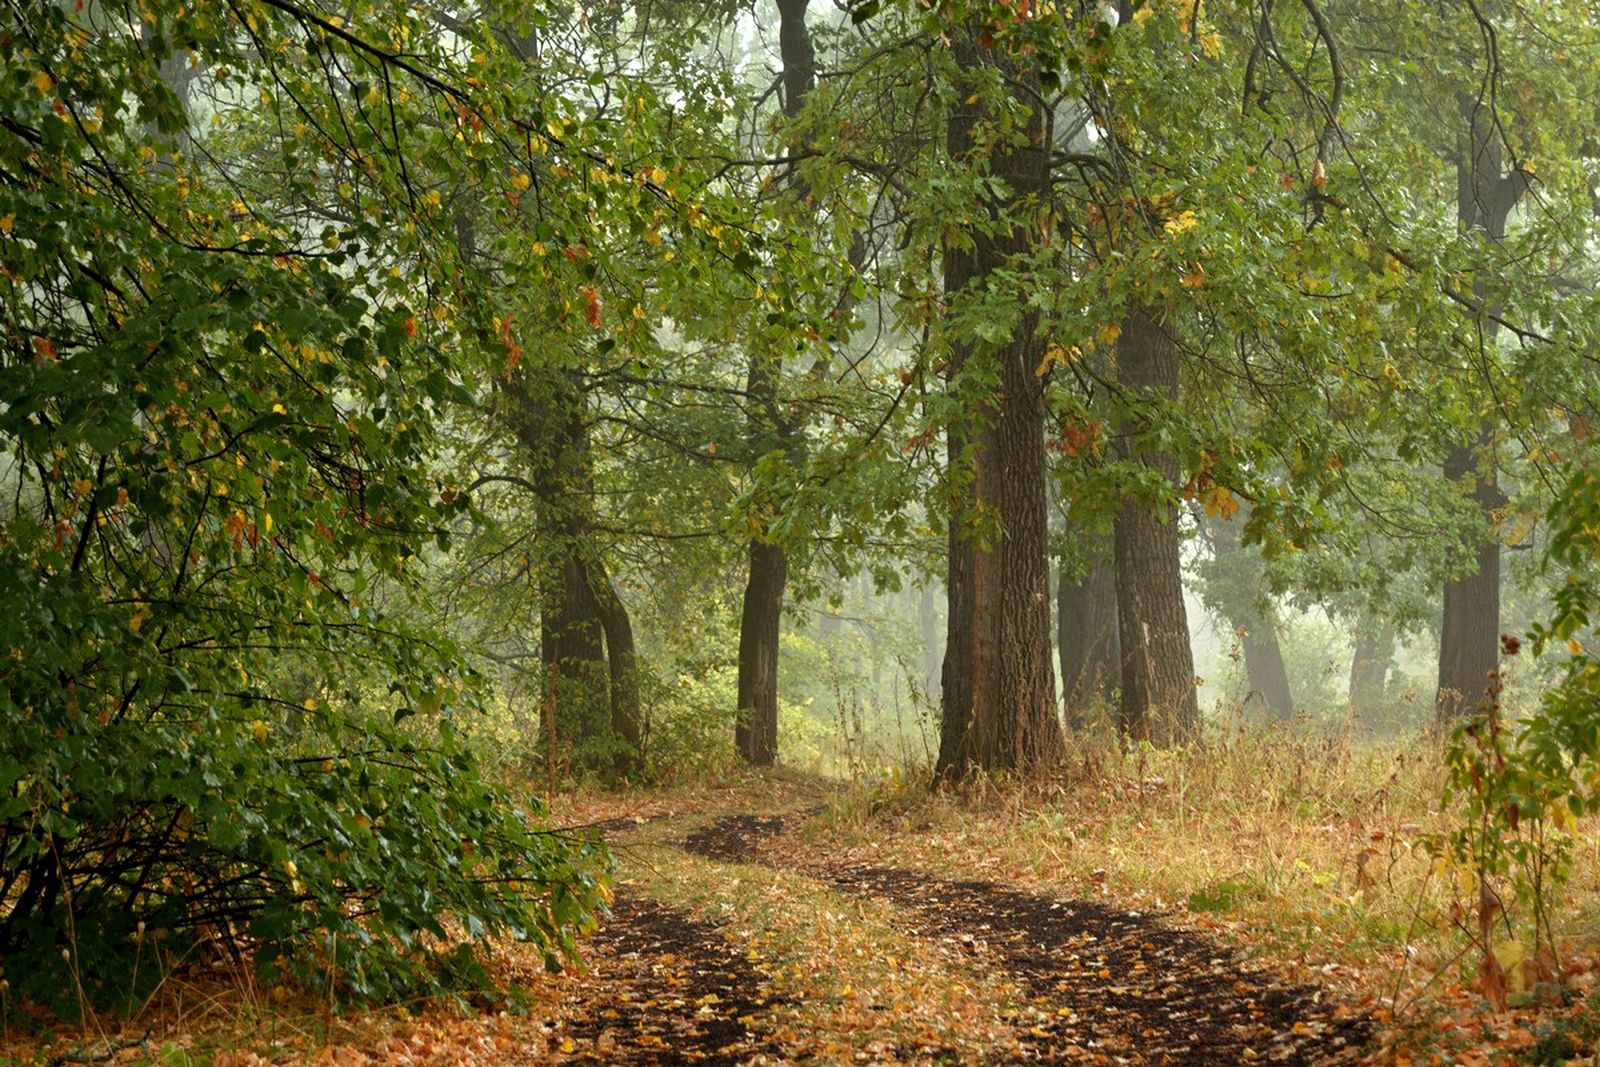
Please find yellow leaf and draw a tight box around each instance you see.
[1182,263,1207,289]
[251,720,269,741]
[1570,638,1584,655]
[33,72,53,93]
[1493,939,1531,993]
[1202,484,1240,519]
[1132,4,1153,23]
[0,215,13,234]
[510,170,531,190]
[1163,209,1198,235]
[271,402,286,414]
[1099,322,1122,345]
[303,697,318,711]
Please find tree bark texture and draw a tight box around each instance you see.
[1436,429,1504,721]
[1113,307,1200,746]
[736,540,786,765]
[1058,526,1121,727]
[935,36,1063,782]
[1435,102,1522,724]
[505,368,642,775]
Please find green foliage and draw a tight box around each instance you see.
[1186,879,1250,914]
[0,0,610,1008]
[1429,465,1600,1006]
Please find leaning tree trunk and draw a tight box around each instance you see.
[935,34,1063,782]
[1058,526,1121,727]
[1435,101,1523,724]
[1113,307,1200,746]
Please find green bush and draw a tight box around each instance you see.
[0,1,606,1012]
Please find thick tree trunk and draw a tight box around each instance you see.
[504,364,643,773]
[1209,515,1294,719]
[1436,430,1503,721]
[1113,308,1199,746]
[541,555,606,748]
[1058,529,1121,726]
[1435,104,1522,724]
[736,541,786,765]
[935,35,1063,782]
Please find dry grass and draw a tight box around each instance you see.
[804,726,1600,1058]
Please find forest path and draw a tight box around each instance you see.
[677,811,1368,1065]
[540,892,787,1065]
[545,802,1370,1065]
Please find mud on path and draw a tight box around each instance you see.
[551,892,784,1065]
[681,812,1369,1065]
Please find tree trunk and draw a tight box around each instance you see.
[935,34,1063,782]
[1058,528,1121,727]
[541,555,606,748]
[504,365,641,772]
[1348,608,1394,721]
[1113,307,1199,746]
[736,541,785,765]
[1436,430,1503,721]
[1208,515,1293,719]
[587,557,642,776]
[1435,102,1522,724]
[733,0,815,765]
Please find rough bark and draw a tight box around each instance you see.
[735,541,785,766]
[1112,308,1199,746]
[1436,428,1504,721]
[506,368,642,773]
[1435,101,1523,724]
[935,35,1063,782]
[1058,527,1121,726]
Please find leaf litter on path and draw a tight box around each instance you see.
[678,811,1370,1065]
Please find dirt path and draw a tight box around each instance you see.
[549,891,785,1064]
[679,812,1369,1065]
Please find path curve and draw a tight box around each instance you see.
[681,811,1369,1065]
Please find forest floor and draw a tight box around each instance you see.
[6,756,1600,1066]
